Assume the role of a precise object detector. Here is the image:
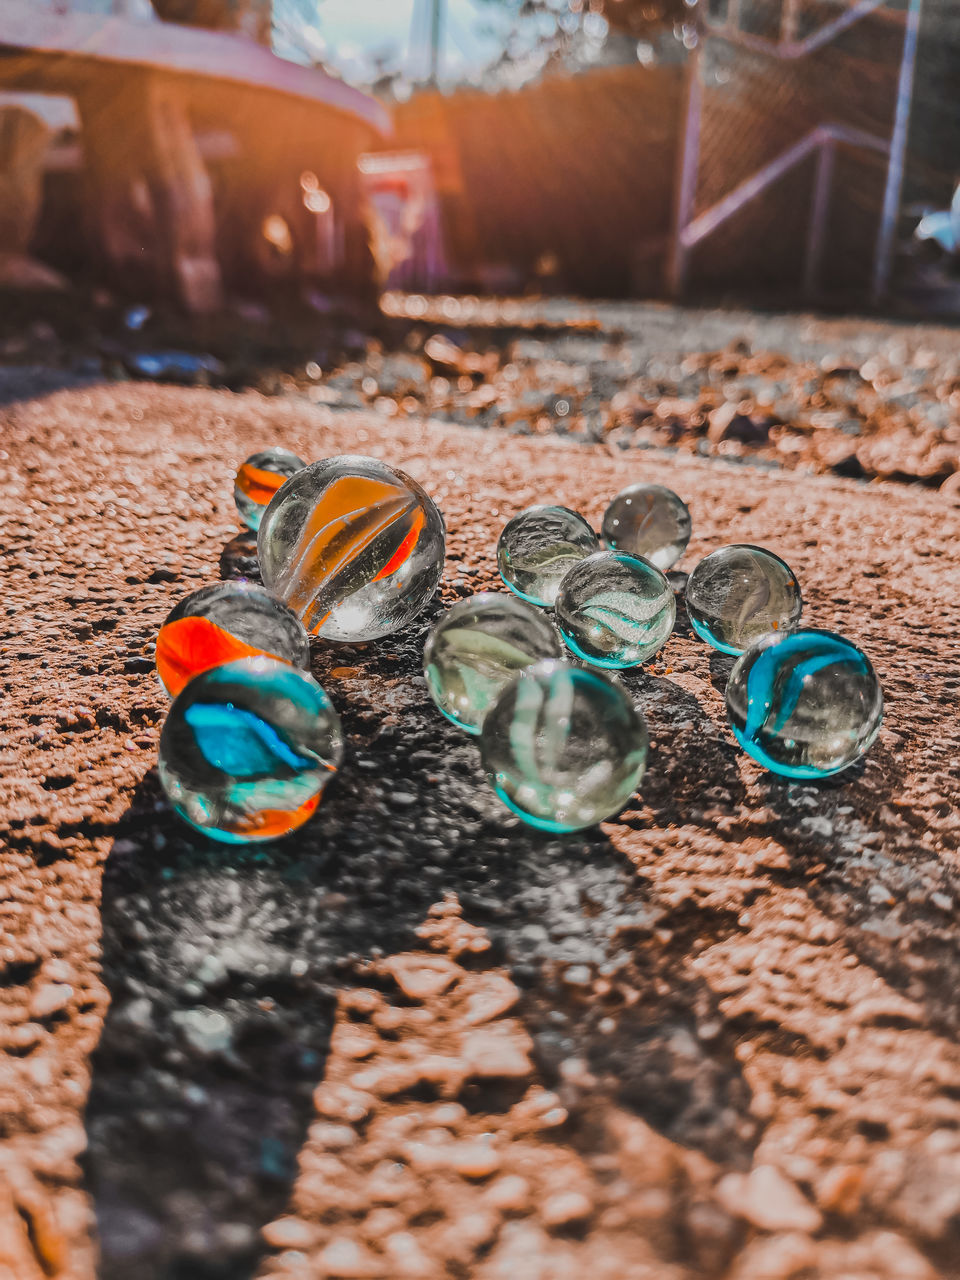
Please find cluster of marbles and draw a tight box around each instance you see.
[155,450,447,842]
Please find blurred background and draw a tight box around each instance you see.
[1,0,959,323]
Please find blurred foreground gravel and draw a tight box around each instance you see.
[1,342,959,1279]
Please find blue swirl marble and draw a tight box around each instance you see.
[159,657,343,843]
[725,629,882,778]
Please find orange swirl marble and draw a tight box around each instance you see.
[235,462,290,507]
[156,616,277,697]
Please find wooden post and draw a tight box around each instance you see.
[77,70,222,313]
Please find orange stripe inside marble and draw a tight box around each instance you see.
[372,508,425,581]
[156,616,277,697]
[228,791,321,838]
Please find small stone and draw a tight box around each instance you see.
[382,954,460,1001]
[332,1024,380,1059]
[816,1164,864,1216]
[313,1083,373,1124]
[316,1236,386,1277]
[382,1231,434,1276]
[460,1024,534,1079]
[541,1191,594,1228]
[170,1008,233,1057]
[717,1165,822,1234]
[29,983,72,1021]
[485,1175,531,1213]
[462,974,520,1025]
[262,1218,318,1250]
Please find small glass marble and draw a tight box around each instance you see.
[234,448,305,531]
[424,593,564,734]
[497,505,600,608]
[554,550,676,668]
[725,628,883,778]
[258,454,445,642]
[480,659,649,832]
[685,544,802,655]
[601,483,691,570]
[159,657,343,843]
[156,581,310,698]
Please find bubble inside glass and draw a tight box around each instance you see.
[234,447,305,531]
[159,657,343,842]
[725,628,883,778]
[258,454,445,642]
[601,483,691,570]
[685,544,802,656]
[424,592,563,734]
[480,660,649,831]
[497,505,600,607]
[156,580,311,698]
[554,550,676,668]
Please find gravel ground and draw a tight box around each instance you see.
[1,359,959,1279]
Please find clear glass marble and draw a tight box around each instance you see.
[480,660,649,831]
[685,544,802,655]
[258,454,445,642]
[497,505,600,607]
[156,580,310,698]
[423,593,563,734]
[554,550,676,668]
[725,628,883,778]
[234,447,305,531]
[159,657,343,843]
[601,483,691,570]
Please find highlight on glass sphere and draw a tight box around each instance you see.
[497,504,600,607]
[725,628,883,778]
[554,550,676,668]
[480,659,649,831]
[601,482,691,571]
[685,543,802,655]
[158,657,343,843]
[258,454,446,642]
[423,592,564,734]
[155,580,311,699]
[234,447,306,531]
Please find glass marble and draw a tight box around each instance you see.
[156,581,311,698]
[685,544,802,655]
[725,628,883,778]
[423,593,564,735]
[258,454,445,642]
[234,447,305,531]
[497,505,600,608]
[554,550,676,668]
[480,660,649,831]
[601,483,691,570]
[159,657,343,842]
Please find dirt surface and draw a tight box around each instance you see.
[1,371,960,1280]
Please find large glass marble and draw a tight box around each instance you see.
[554,550,675,668]
[234,447,305,531]
[156,581,310,698]
[258,455,445,642]
[497,505,600,608]
[725,629,883,778]
[480,660,649,831]
[424,593,563,734]
[159,657,343,843]
[601,483,691,570]
[685,544,802,655]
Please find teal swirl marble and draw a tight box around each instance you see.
[725,629,883,778]
[497,505,600,607]
[423,593,563,734]
[480,659,649,831]
[601,483,691,571]
[685,544,802,655]
[554,550,675,668]
[258,455,445,642]
[158,657,343,842]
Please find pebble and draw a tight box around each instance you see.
[169,1008,233,1057]
[541,1190,594,1228]
[382,954,460,1001]
[28,983,72,1021]
[485,1174,532,1213]
[717,1165,822,1234]
[261,1218,318,1250]
[462,974,521,1025]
